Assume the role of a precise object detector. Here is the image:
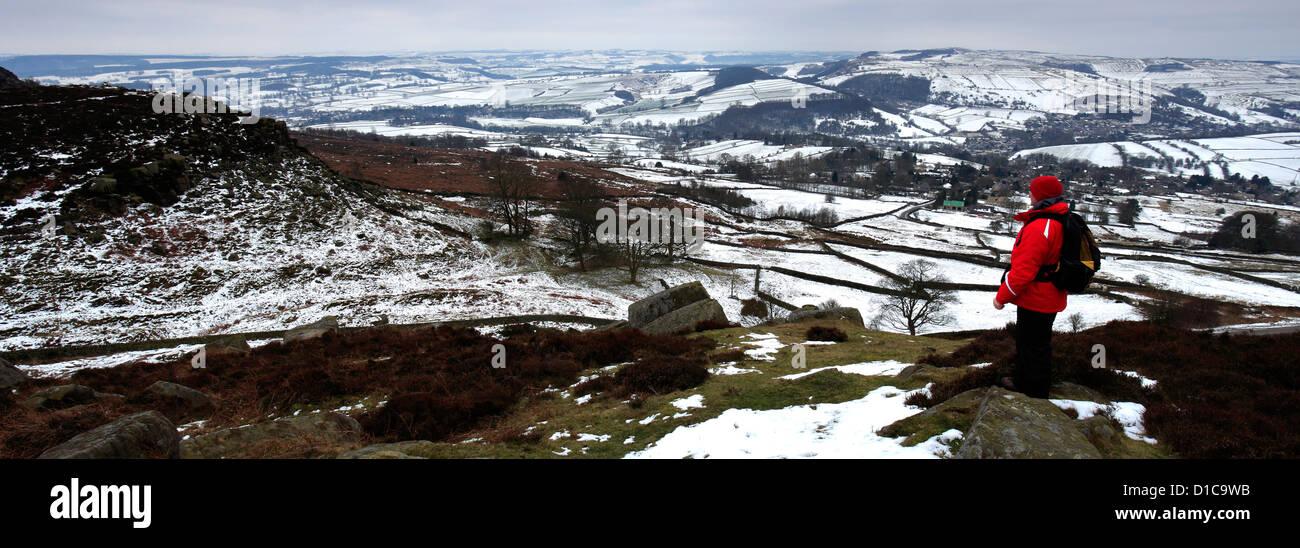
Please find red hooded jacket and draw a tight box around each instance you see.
[995,201,1069,313]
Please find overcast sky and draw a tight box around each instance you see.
[1,0,1296,60]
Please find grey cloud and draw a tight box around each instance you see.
[0,0,1295,60]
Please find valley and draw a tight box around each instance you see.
[2,48,1299,462]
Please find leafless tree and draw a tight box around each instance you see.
[487,153,534,237]
[618,239,655,283]
[550,176,606,270]
[871,259,957,335]
[1068,312,1085,333]
[647,196,692,262]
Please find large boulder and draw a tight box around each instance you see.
[0,357,27,390]
[1076,415,1126,455]
[955,387,1102,459]
[895,364,941,381]
[784,306,865,327]
[338,440,437,459]
[627,282,729,335]
[1049,382,1111,404]
[22,384,122,410]
[38,411,181,459]
[206,334,251,354]
[284,316,338,342]
[181,412,361,459]
[893,364,969,385]
[639,299,729,335]
[628,282,711,327]
[595,320,628,332]
[135,381,215,422]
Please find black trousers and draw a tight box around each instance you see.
[1014,307,1057,398]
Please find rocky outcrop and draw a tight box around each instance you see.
[206,334,251,353]
[627,282,729,335]
[1076,415,1126,455]
[284,316,339,342]
[954,387,1102,459]
[628,282,711,326]
[895,364,941,381]
[641,299,729,335]
[1049,382,1111,404]
[338,440,437,459]
[22,384,122,410]
[38,411,181,459]
[882,382,1151,458]
[0,357,27,390]
[782,306,865,327]
[880,387,988,446]
[181,412,361,459]
[135,381,216,422]
[595,320,629,331]
[0,66,33,88]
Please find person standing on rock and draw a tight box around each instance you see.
[992,175,1070,398]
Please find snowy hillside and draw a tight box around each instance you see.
[814,49,1300,139]
[1012,132,1300,186]
[4,78,1300,357]
[11,48,1297,149]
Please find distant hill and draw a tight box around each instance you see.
[0,66,33,87]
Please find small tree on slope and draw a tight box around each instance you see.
[871,259,957,336]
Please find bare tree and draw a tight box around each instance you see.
[487,153,534,237]
[647,196,692,262]
[550,176,606,270]
[618,239,655,283]
[871,259,957,335]
[1068,312,1085,333]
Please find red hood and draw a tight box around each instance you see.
[1014,201,1069,223]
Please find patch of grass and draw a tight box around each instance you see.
[614,356,710,396]
[714,369,901,410]
[389,318,969,458]
[805,325,848,342]
[0,399,133,458]
[707,349,745,364]
[1,325,716,456]
[917,323,1014,368]
[740,298,768,317]
[6,315,982,459]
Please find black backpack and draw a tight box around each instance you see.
[1033,212,1102,292]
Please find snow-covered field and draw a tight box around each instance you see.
[1012,132,1300,186]
[678,139,833,164]
[16,49,1296,179]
